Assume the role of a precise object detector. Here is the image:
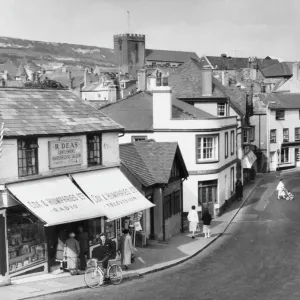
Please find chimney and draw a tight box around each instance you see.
[292,62,299,80]
[137,69,147,91]
[152,86,172,129]
[68,71,73,89]
[84,68,88,87]
[202,67,213,96]
[221,71,229,87]
[1,78,5,87]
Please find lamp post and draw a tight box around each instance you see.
[266,101,276,172]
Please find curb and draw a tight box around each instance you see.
[19,179,263,299]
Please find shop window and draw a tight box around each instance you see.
[7,207,46,274]
[198,180,218,206]
[104,220,116,240]
[230,130,235,155]
[87,134,102,166]
[276,110,285,120]
[225,132,228,158]
[217,103,226,117]
[89,218,102,246]
[270,129,276,143]
[283,128,289,142]
[281,148,289,163]
[196,135,218,163]
[17,138,39,177]
[295,128,300,141]
[131,136,147,142]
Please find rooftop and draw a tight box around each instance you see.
[260,62,294,78]
[257,92,300,109]
[145,49,200,63]
[0,88,123,137]
[120,140,188,187]
[100,90,214,131]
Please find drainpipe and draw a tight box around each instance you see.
[180,178,186,233]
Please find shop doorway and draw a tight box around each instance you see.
[295,148,300,167]
[45,220,88,273]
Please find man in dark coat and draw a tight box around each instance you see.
[92,233,116,271]
[236,179,243,201]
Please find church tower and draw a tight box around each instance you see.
[113,33,146,78]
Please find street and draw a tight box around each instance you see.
[37,170,300,300]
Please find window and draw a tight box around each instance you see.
[283,128,289,142]
[250,126,255,142]
[217,103,226,117]
[270,129,276,143]
[276,110,285,120]
[18,138,39,177]
[196,135,218,163]
[163,190,181,219]
[131,136,147,142]
[162,77,168,86]
[295,128,300,141]
[230,167,234,194]
[198,180,218,206]
[104,220,116,239]
[281,148,289,163]
[87,134,102,166]
[230,130,235,155]
[170,160,180,179]
[225,132,228,158]
[243,130,249,144]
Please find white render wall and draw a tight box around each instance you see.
[0,132,120,183]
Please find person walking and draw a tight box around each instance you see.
[235,179,243,202]
[202,209,212,238]
[77,226,89,270]
[276,179,286,200]
[118,229,136,270]
[64,232,80,271]
[187,205,199,239]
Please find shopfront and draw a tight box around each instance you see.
[3,167,154,279]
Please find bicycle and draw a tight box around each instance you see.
[84,258,123,288]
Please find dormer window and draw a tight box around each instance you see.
[87,134,102,166]
[18,138,39,177]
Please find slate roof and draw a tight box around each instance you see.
[168,58,247,116]
[145,49,200,63]
[199,56,279,70]
[260,62,293,78]
[0,88,123,137]
[100,91,214,131]
[120,140,188,187]
[257,93,300,109]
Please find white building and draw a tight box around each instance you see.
[251,92,300,172]
[101,87,238,218]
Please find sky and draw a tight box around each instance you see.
[0,0,299,61]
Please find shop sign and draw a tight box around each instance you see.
[49,139,82,169]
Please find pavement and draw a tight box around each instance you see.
[1,175,263,300]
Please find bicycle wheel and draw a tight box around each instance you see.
[84,267,103,288]
[108,264,123,285]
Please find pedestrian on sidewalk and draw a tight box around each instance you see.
[235,179,243,202]
[187,205,199,239]
[276,179,286,200]
[63,232,80,271]
[201,209,212,238]
[118,229,136,270]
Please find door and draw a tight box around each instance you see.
[199,180,217,217]
[0,213,7,276]
[295,149,300,167]
[225,175,228,200]
[148,195,155,239]
[270,152,276,171]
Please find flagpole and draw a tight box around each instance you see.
[127,10,130,34]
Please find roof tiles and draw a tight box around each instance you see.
[0,88,123,136]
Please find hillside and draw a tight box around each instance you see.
[0,36,116,70]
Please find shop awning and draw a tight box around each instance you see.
[243,150,257,169]
[6,176,105,226]
[72,167,155,221]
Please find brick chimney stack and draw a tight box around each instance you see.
[202,66,213,96]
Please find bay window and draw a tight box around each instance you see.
[196,135,219,163]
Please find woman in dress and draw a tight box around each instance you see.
[276,179,286,200]
[187,205,199,239]
[63,232,80,271]
[118,229,136,270]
